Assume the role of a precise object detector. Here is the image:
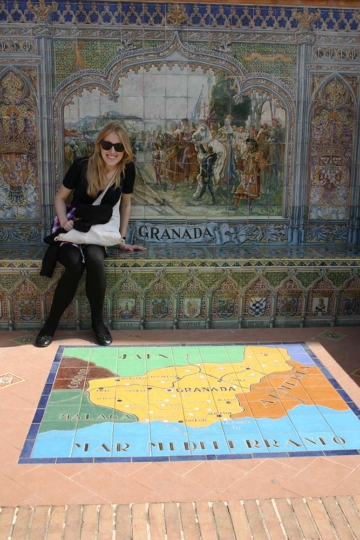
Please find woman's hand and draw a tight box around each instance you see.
[118,242,147,252]
[62,220,74,232]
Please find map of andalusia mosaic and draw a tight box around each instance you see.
[20,344,360,462]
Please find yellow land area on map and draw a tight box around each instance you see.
[86,346,292,426]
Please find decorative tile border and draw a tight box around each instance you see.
[0,372,25,389]
[318,331,347,342]
[2,3,360,34]
[1,245,360,269]
[11,335,37,345]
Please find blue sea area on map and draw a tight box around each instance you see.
[264,344,316,366]
[30,405,360,459]
[32,430,75,458]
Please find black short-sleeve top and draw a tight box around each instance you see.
[63,157,136,207]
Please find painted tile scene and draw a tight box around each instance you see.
[21,342,360,462]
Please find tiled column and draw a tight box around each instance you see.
[288,29,314,245]
[35,24,57,239]
[349,113,360,244]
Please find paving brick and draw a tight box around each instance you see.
[227,501,252,540]
[98,504,115,540]
[336,496,360,538]
[47,506,66,539]
[195,502,217,540]
[291,497,321,540]
[3,495,360,539]
[80,505,98,539]
[258,498,285,540]
[132,503,148,540]
[148,503,165,538]
[272,499,302,539]
[322,496,356,540]
[179,502,200,539]
[115,504,132,540]
[63,505,82,540]
[306,498,338,540]
[0,507,16,539]
[11,506,32,539]
[164,502,182,540]
[244,500,268,540]
[352,494,360,510]
[212,502,235,540]
[28,506,51,540]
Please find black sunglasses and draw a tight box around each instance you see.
[100,140,125,152]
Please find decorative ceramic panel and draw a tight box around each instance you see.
[112,280,141,322]
[12,281,41,322]
[308,76,356,221]
[1,1,360,329]
[0,291,8,321]
[57,65,291,223]
[0,69,40,230]
[0,246,360,330]
[179,279,207,320]
[338,278,360,317]
[275,280,303,317]
[306,279,335,318]
[145,280,173,320]
[2,1,360,246]
[245,278,271,318]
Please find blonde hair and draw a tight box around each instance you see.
[86,121,133,197]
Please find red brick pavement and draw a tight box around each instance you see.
[1,498,360,539]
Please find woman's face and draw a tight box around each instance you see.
[100,131,125,169]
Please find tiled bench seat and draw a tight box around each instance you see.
[1,244,360,331]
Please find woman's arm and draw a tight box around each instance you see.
[118,192,146,251]
[55,185,74,231]
[119,192,131,238]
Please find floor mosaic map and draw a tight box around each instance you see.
[20,344,360,463]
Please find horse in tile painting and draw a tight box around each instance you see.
[156,132,199,188]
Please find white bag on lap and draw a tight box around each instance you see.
[55,179,123,247]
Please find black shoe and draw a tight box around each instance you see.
[35,335,53,348]
[94,332,113,346]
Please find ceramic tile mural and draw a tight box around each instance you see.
[19,343,360,463]
[2,1,360,244]
[58,48,290,223]
[0,68,40,235]
[1,1,360,330]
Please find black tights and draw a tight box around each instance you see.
[39,244,107,337]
